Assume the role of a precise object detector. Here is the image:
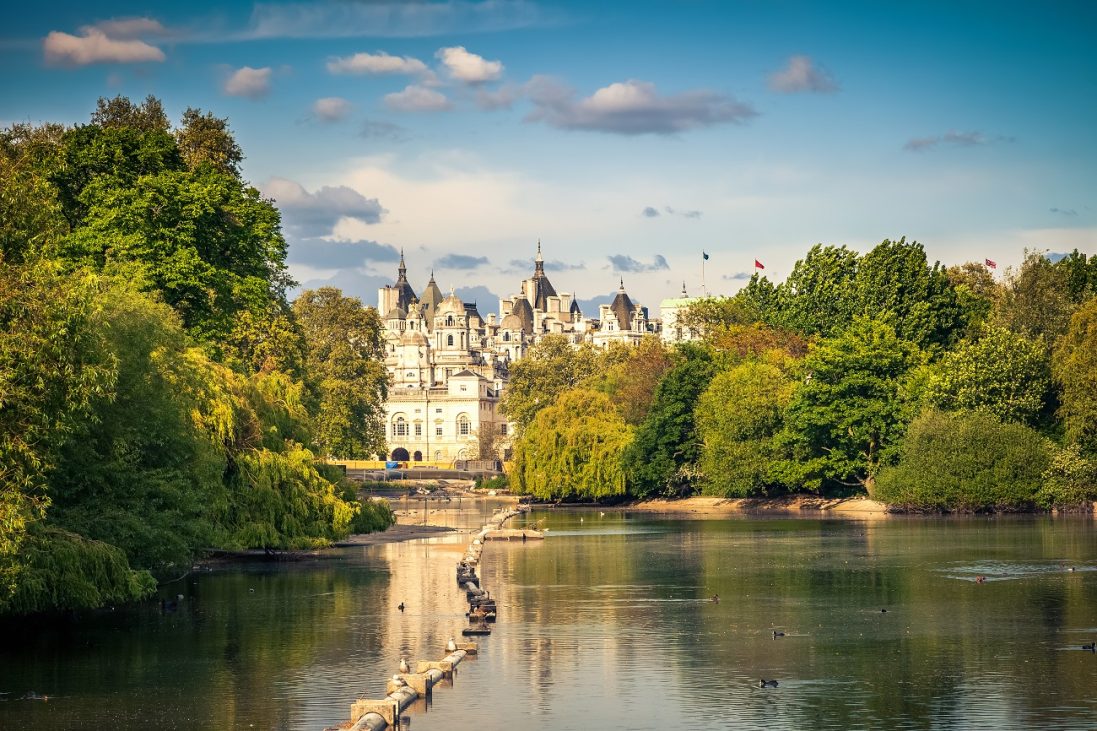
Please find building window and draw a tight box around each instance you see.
[414,423,422,437]
[457,415,470,436]
[500,423,508,436]
[436,408,442,414]
[393,416,408,437]
[447,334,454,346]
[503,332,510,342]
[436,426,443,437]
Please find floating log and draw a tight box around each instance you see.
[462,626,491,636]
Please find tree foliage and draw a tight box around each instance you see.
[293,287,387,458]
[696,357,796,497]
[995,250,1077,342]
[509,389,632,500]
[776,317,921,491]
[1053,296,1097,456]
[624,344,716,498]
[923,325,1051,426]
[501,334,622,432]
[593,336,674,426]
[875,410,1052,511]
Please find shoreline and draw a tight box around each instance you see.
[622,494,890,518]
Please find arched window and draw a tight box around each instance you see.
[503,332,510,342]
[392,416,408,437]
[457,414,471,436]
[447,334,454,346]
[447,316,454,326]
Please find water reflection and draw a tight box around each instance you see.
[1,508,1095,730]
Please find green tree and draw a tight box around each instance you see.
[1037,444,1097,509]
[509,389,632,500]
[946,261,1000,337]
[851,238,963,350]
[0,261,116,602]
[772,244,860,335]
[1055,249,1097,304]
[624,344,716,498]
[47,285,225,572]
[776,317,921,492]
[175,107,244,176]
[293,287,387,458]
[1053,297,1097,456]
[995,249,1076,342]
[923,326,1051,426]
[875,410,1053,511]
[91,95,170,132]
[696,357,795,497]
[501,334,615,432]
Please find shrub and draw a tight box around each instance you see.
[875,410,1052,511]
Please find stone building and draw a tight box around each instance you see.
[377,244,659,463]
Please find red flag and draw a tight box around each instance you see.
[754,259,765,270]
[985,258,997,269]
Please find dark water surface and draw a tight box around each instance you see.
[3,505,1096,730]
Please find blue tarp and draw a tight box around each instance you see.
[385,461,400,469]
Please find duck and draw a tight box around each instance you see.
[446,637,457,652]
[880,608,888,613]
[711,594,719,603]
[399,657,410,673]
[772,631,785,639]
[1083,642,1095,651]
[759,679,779,688]
[975,576,986,584]
[398,602,405,611]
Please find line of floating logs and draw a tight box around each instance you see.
[333,505,535,731]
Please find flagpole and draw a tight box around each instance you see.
[702,252,707,296]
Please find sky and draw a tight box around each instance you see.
[2,0,1096,315]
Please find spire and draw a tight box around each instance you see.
[619,276,625,291]
[429,268,435,282]
[681,281,688,297]
[534,239,545,275]
[398,248,407,279]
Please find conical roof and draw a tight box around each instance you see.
[420,270,443,324]
[609,278,634,330]
[529,240,557,310]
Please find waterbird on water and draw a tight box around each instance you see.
[398,602,405,611]
[1083,643,1095,651]
[399,657,410,673]
[772,631,785,639]
[711,594,719,603]
[759,679,779,688]
[975,576,986,584]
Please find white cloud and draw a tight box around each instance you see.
[525,77,756,135]
[436,46,503,84]
[326,51,430,76]
[313,97,352,122]
[767,55,838,93]
[223,66,272,98]
[43,28,165,66]
[384,85,452,112]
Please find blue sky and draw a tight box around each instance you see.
[2,0,1095,314]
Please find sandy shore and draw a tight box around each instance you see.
[623,495,890,518]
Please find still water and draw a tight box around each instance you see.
[2,502,1096,730]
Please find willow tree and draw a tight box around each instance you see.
[509,389,632,501]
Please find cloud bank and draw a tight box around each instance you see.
[525,77,756,135]
[608,254,670,272]
[263,177,386,237]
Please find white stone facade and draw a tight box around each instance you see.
[377,244,660,462]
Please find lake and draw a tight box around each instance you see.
[2,502,1095,730]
